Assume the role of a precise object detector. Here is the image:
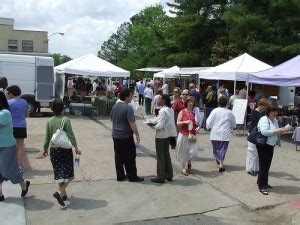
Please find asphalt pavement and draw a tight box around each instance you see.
[1,108,300,224]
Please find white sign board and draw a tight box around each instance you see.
[232,99,248,124]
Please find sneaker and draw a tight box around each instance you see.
[117,176,127,182]
[260,189,268,195]
[129,177,144,182]
[53,192,65,206]
[0,195,4,201]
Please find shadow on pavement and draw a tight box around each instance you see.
[139,176,203,187]
[223,165,245,172]
[270,185,300,195]
[2,197,24,206]
[269,171,300,181]
[24,195,55,211]
[65,197,108,210]
[195,157,215,162]
[192,169,221,178]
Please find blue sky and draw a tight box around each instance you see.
[0,0,170,58]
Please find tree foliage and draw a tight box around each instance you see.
[51,53,72,66]
[98,1,300,77]
[223,0,300,64]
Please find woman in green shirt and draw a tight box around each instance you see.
[43,99,81,206]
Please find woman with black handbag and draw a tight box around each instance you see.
[256,106,286,195]
[246,100,268,176]
[43,99,81,206]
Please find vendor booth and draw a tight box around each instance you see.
[55,54,130,116]
[55,53,130,77]
[153,66,180,79]
[198,53,272,93]
[245,55,300,131]
[245,55,300,87]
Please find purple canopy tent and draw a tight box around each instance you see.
[244,55,300,86]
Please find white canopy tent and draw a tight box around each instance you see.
[153,66,180,79]
[55,53,130,77]
[198,53,272,81]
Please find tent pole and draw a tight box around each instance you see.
[244,81,249,136]
[233,80,237,97]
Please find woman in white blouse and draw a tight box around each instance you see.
[206,97,236,172]
[150,94,177,183]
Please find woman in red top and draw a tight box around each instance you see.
[176,96,200,176]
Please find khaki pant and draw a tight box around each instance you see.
[155,138,173,179]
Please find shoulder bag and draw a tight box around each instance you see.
[51,117,73,149]
[247,120,270,145]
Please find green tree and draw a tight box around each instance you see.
[166,0,230,66]
[97,22,130,65]
[223,0,300,64]
[51,53,72,66]
[98,5,172,78]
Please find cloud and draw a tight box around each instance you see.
[0,0,169,58]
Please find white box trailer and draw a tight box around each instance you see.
[0,54,64,114]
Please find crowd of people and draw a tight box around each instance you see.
[111,81,289,197]
[0,75,292,208]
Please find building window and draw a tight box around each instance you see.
[8,40,18,52]
[22,40,33,52]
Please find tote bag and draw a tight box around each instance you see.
[50,117,73,149]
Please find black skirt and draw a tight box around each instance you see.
[13,127,27,139]
[50,147,74,183]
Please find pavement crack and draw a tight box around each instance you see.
[198,204,241,215]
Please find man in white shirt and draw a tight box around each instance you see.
[144,84,154,115]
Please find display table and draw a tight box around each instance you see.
[293,127,300,151]
[69,103,94,116]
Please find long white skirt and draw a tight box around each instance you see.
[176,133,199,168]
[246,141,259,172]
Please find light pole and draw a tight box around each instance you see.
[47,32,64,38]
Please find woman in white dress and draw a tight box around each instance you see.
[246,100,268,176]
[176,96,200,176]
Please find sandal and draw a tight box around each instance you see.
[61,195,68,201]
[181,170,189,176]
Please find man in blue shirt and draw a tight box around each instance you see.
[137,81,145,106]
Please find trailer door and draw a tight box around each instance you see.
[35,57,55,101]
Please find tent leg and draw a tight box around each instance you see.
[233,80,237,96]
